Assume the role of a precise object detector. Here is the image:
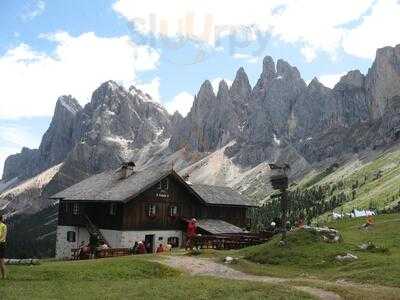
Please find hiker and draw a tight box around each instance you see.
[362,215,374,228]
[296,217,305,228]
[156,243,164,253]
[89,234,99,257]
[130,241,138,255]
[145,241,152,253]
[137,241,147,254]
[0,214,7,279]
[165,243,172,252]
[79,242,91,260]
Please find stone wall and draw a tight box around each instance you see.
[55,225,183,258]
[121,230,183,252]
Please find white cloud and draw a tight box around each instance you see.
[0,126,39,149]
[300,46,317,63]
[165,92,194,116]
[317,73,346,89]
[232,53,259,64]
[0,32,160,118]
[113,0,386,60]
[211,78,233,94]
[342,0,400,59]
[21,0,45,21]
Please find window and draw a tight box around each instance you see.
[145,204,157,218]
[159,178,169,190]
[109,203,117,216]
[169,205,178,217]
[64,202,71,213]
[67,231,76,242]
[72,203,80,215]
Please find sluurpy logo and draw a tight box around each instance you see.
[125,13,270,66]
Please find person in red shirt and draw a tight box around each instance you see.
[137,241,147,254]
[186,218,197,250]
[187,218,197,237]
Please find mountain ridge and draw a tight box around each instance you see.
[2,43,400,217]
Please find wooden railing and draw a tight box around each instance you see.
[190,233,272,250]
[71,248,130,260]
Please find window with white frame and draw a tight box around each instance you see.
[72,203,80,215]
[109,203,117,216]
[67,231,76,242]
[145,203,157,217]
[158,178,169,190]
[169,205,178,217]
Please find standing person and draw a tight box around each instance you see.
[131,242,138,255]
[0,214,7,279]
[186,218,197,250]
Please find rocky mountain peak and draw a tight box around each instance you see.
[233,67,248,83]
[261,56,277,81]
[336,70,365,89]
[56,95,82,115]
[191,80,217,113]
[230,67,251,102]
[366,44,400,118]
[276,59,301,81]
[308,77,324,88]
[90,80,127,110]
[375,44,400,62]
[198,80,215,97]
[128,85,153,102]
[217,80,230,100]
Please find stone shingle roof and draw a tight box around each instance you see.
[51,167,172,202]
[197,219,245,234]
[189,184,254,207]
[51,166,254,207]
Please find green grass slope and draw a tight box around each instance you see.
[232,214,400,287]
[300,146,400,215]
[0,256,313,300]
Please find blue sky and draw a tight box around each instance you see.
[0,0,399,178]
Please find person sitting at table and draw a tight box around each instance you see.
[137,241,147,254]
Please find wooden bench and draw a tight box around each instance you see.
[96,248,130,258]
[71,248,81,260]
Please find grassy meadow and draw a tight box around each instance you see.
[0,256,312,300]
[217,213,400,288]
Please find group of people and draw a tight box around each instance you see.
[130,241,172,255]
[130,241,151,254]
[77,239,109,260]
[0,214,7,280]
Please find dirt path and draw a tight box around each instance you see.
[162,256,341,300]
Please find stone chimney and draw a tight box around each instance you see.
[118,161,135,180]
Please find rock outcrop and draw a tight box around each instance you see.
[366,45,400,118]
[2,96,82,182]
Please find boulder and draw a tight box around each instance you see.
[303,226,342,243]
[335,253,358,262]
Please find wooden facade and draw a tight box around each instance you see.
[58,173,248,231]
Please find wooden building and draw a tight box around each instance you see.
[51,163,254,258]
